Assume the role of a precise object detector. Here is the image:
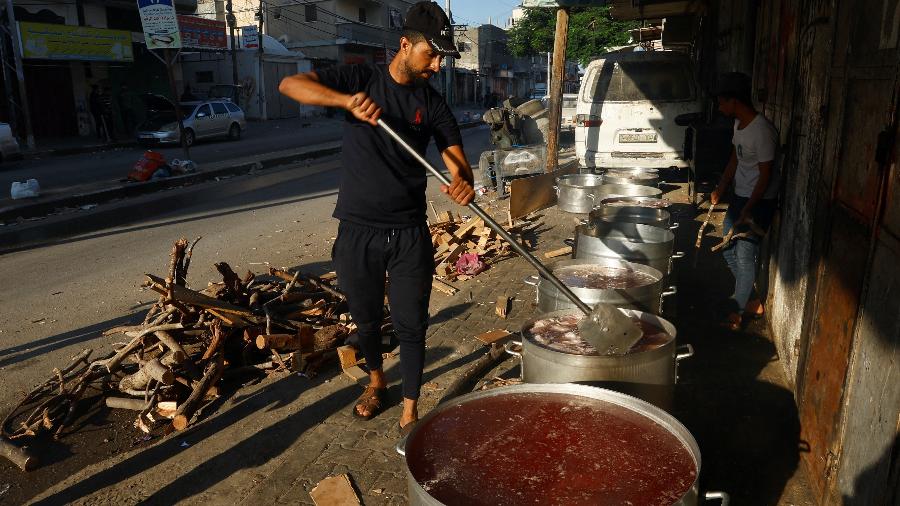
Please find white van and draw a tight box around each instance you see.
[575,51,703,169]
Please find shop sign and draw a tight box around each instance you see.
[242,26,259,49]
[137,0,182,50]
[18,22,134,61]
[179,15,226,49]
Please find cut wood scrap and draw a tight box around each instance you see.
[475,329,512,345]
[310,474,361,506]
[444,243,466,265]
[431,277,459,295]
[453,217,484,241]
[544,246,573,259]
[256,333,302,351]
[343,365,368,382]
[495,296,511,319]
[319,271,337,281]
[206,309,254,327]
[0,436,38,471]
[337,346,359,370]
[438,210,453,223]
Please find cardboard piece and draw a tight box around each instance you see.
[310,474,361,506]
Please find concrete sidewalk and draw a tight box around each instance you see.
[26,175,816,505]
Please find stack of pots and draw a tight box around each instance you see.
[554,173,605,213]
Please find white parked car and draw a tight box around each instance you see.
[574,51,703,169]
[0,122,21,162]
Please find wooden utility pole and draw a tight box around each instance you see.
[545,7,569,172]
[164,49,191,161]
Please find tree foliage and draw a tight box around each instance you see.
[507,6,637,66]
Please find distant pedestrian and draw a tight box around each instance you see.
[100,87,114,142]
[89,85,108,141]
[710,72,780,331]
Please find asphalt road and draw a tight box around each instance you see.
[0,124,492,411]
[0,116,345,206]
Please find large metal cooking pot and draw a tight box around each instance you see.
[601,172,661,187]
[573,222,685,276]
[588,205,677,229]
[554,173,605,214]
[605,166,660,175]
[506,308,691,411]
[593,183,664,202]
[524,258,676,314]
[599,196,673,209]
[396,383,729,506]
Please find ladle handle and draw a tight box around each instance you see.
[377,119,593,316]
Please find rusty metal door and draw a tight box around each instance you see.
[797,0,900,501]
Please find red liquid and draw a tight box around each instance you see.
[554,265,658,290]
[406,392,696,505]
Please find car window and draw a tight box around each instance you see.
[211,102,228,115]
[225,102,241,113]
[196,104,212,117]
[589,60,694,102]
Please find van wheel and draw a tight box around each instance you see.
[183,128,195,147]
[228,123,241,141]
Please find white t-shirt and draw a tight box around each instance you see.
[733,114,779,199]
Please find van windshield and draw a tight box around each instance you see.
[589,60,694,102]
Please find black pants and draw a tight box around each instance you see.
[332,221,433,400]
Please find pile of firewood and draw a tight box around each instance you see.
[430,211,538,295]
[1,237,364,472]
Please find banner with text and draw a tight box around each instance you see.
[178,15,226,49]
[137,0,181,50]
[18,22,134,61]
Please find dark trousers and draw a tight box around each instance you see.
[332,221,433,400]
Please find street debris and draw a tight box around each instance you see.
[0,237,377,472]
[10,179,40,200]
[495,296,511,319]
[478,376,522,391]
[429,212,539,294]
[310,474,361,505]
[474,329,512,345]
[544,245,572,259]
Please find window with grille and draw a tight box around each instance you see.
[305,5,316,21]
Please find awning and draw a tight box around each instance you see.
[609,0,705,20]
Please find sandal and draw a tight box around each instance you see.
[745,299,765,319]
[720,313,742,332]
[351,386,387,420]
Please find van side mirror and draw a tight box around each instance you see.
[675,112,702,126]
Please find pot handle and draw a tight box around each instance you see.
[523,275,539,286]
[579,218,588,225]
[504,340,523,358]
[704,491,730,505]
[676,343,694,362]
[659,285,677,311]
[395,438,407,457]
[671,251,686,260]
[553,185,559,197]
[563,238,575,247]
[669,222,680,230]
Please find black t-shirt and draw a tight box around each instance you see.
[315,64,462,228]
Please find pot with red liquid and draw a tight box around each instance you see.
[396,383,729,506]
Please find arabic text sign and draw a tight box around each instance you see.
[138,0,181,50]
[242,26,259,49]
[18,22,134,61]
[179,15,226,49]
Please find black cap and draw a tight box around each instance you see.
[714,72,753,105]
[403,1,460,58]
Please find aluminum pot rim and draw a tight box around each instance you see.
[576,223,675,245]
[539,257,665,289]
[589,206,671,222]
[518,307,677,361]
[399,382,701,505]
[594,183,664,198]
[598,196,673,208]
[556,173,605,189]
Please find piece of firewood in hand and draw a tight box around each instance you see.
[495,296,511,319]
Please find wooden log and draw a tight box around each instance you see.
[0,436,38,471]
[171,357,224,431]
[256,333,301,350]
[144,359,175,385]
[431,278,458,295]
[214,262,244,297]
[300,273,346,301]
[155,331,200,379]
[145,274,255,316]
[105,397,147,411]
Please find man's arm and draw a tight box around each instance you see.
[440,145,475,206]
[737,161,772,223]
[711,147,738,205]
[279,71,381,125]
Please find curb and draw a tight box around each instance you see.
[0,143,343,223]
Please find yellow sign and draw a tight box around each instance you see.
[18,22,134,62]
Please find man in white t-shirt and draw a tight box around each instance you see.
[710,72,779,331]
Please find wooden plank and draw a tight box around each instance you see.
[445,243,466,266]
[337,345,359,370]
[310,474,361,506]
[431,278,458,295]
[342,365,368,383]
[475,329,512,345]
[544,246,573,259]
[495,296,511,319]
[545,6,570,172]
[453,217,483,241]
